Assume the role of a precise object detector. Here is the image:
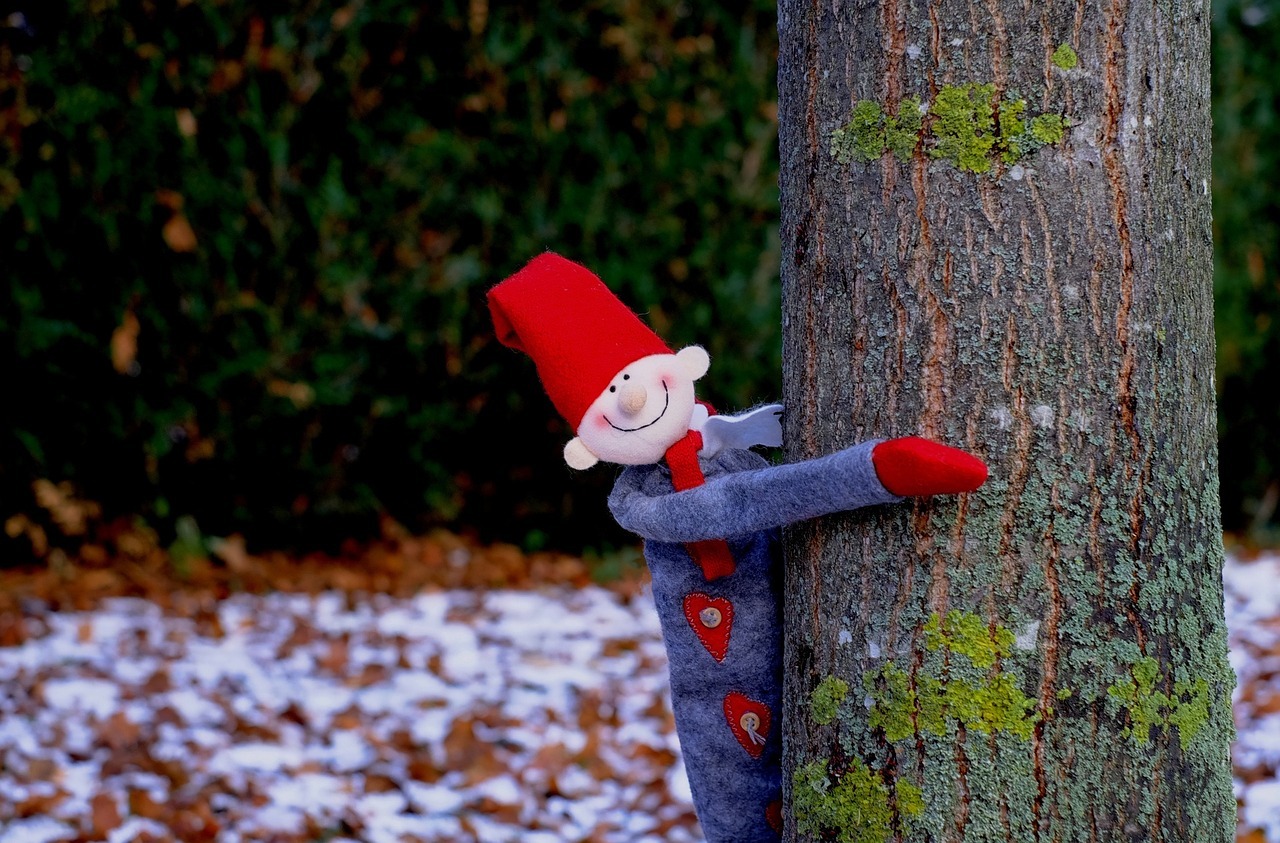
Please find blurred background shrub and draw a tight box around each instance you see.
[0,0,1275,561]
[1214,0,1280,540]
[0,0,780,558]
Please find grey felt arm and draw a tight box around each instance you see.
[607,439,901,543]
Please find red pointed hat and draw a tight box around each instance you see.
[488,253,671,429]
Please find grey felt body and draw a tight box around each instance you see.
[607,440,900,843]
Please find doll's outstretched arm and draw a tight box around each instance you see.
[608,440,892,542]
[608,436,986,543]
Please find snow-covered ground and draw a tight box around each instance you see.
[0,587,698,843]
[0,553,1278,842]
[1227,553,1280,839]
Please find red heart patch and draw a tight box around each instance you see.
[724,691,771,758]
[766,799,783,834]
[683,593,733,662]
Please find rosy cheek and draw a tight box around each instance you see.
[659,372,675,386]
[593,413,612,430]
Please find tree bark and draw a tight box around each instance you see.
[777,2,1235,842]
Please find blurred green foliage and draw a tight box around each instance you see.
[1,0,1277,558]
[1213,0,1280,536]
[0,0,781,556]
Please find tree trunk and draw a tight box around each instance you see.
[777,2,1235,842]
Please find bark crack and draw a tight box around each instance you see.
[1101,0,1152,659]
[1027,176,1063,338]
[982,0,1010,92]
[881,0,907,106]
[798,0,823,458]
[1033,481,1065,843]
[921,291,949,439]
[928,2,943,92]
[1040,2,1055,106]
[998,390,1033,601]
[954,724,971,842]
[1101,0,1138,441]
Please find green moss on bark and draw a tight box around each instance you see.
[885,97,924,162]
[867,661,916,741]
[1052,43,1079,70]
[831,100,886,163]
[930,83,997,172]
[832,86,1068,173]
[1029,114,1066,145]
[867,663,1039,740]
[997,97,1028,164]
[812,674,850,725]
[1106,656,1213,750]
[924,609,1016,668]
[792,758,923,843]
[866,612,1039,741]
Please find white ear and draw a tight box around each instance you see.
[676,346,710,381]
[564,437,600,470]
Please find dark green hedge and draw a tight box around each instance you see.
[1213,0,1280,535]
[0,0,781,555]
[1,0,1276,558]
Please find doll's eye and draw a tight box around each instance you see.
[623,374,630,380]
[609,386,616,392]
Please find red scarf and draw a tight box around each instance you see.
[664,426,736,581]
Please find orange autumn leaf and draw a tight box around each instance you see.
[128,788,169,821]
[91,791,123,836]
[163,214,198,252]
[111,309,140,373]
[33,479,100,536]
[175,108,198,137]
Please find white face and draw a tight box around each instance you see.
[564,347,710,469]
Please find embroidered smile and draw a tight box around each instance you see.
[605,381,669,432]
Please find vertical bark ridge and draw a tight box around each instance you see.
[921,292,950,437]
[924,500,950,614]
[889,543,919,656]
[1153,766,1165,843]
[976,180,1002,233]
[883,0,908,105]
[1032,480,1064,840]
[844,176,871,433]
[997,393,1032,601]
[886,268,909,419]
[859,532,875,653]
[954,724,972,841]
[1026,179,1062,337]
[1100,0,1138,445]
[1039,5,1055,106]
[980,0,1010,91]
[928,3,944,88]
[1087,460,1106,595]
[1086,261,1104,339]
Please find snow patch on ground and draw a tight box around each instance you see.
[0,586,696,842]
[2,554,1280,840]
[1228,553,1280,839]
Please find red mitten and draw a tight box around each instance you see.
[871,437,988,497]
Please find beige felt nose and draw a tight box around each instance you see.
[618,383,648,415]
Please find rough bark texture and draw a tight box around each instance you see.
[777,1,1235,842]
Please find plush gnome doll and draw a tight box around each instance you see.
[488,253,988,843]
